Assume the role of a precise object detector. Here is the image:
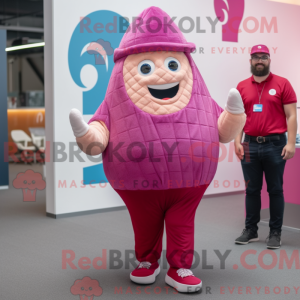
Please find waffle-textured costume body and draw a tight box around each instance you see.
[70,6,246,292]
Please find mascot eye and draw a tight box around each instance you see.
[141,64,151,74]
[138,60,155,76]
[168,61,178,70]
[164,57,181,72]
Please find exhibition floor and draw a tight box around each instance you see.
[1,164,299,300]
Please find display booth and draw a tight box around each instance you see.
[44,0,300,217]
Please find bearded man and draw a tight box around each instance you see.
[234,44,297,249]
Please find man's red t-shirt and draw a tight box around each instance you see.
[236,72,297,136]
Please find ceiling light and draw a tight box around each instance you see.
[5,42,45,52]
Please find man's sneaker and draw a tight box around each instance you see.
[130,261,160,284]
[165,267,202,293]
[266,230,281,249]
[235,228,259,245]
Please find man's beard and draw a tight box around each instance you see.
[251,63,270,76]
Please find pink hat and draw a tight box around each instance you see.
[250,44,270,56]
[113,6,196,62]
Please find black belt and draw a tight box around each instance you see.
[245,134,285,143]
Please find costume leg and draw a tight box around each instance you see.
[164,185,208,269]
[115,189,165,263]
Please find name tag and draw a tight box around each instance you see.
[253,104,263,112]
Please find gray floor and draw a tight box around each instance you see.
[1,164,300,300]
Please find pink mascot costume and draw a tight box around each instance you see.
[70,6,246,293]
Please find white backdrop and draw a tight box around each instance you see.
[44,0,300,216]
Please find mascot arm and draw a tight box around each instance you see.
[218,88,246,144]
[69,108,109,155]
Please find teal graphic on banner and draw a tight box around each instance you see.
[68,10,128,185]
[0,30,9,188]
[83,164,107,187]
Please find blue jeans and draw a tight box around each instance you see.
[241,134,287,232]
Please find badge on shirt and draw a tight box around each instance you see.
[253,104,263,112]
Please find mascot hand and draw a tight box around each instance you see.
[225,88,245,114]
[69,108,89,137]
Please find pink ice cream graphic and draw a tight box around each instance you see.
[214,0,245,42]
[13,169,45,202]
[71,277,103,300]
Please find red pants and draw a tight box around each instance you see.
[115,185,208,269]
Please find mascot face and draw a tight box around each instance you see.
[123,51,193,115]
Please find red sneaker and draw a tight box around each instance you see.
[130,261,160,284]
[165,267,202,293]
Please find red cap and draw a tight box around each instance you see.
[250,44,270,56]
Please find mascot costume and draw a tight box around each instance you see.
[70,6,246,293]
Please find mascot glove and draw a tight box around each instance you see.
[69,108,89,138]
[225,88,245,114]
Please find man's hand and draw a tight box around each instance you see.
[234,142,244,160]
[281,143,295,160]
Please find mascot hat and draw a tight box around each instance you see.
[113,6,196,62]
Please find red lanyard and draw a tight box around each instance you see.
[255,82,266,104]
